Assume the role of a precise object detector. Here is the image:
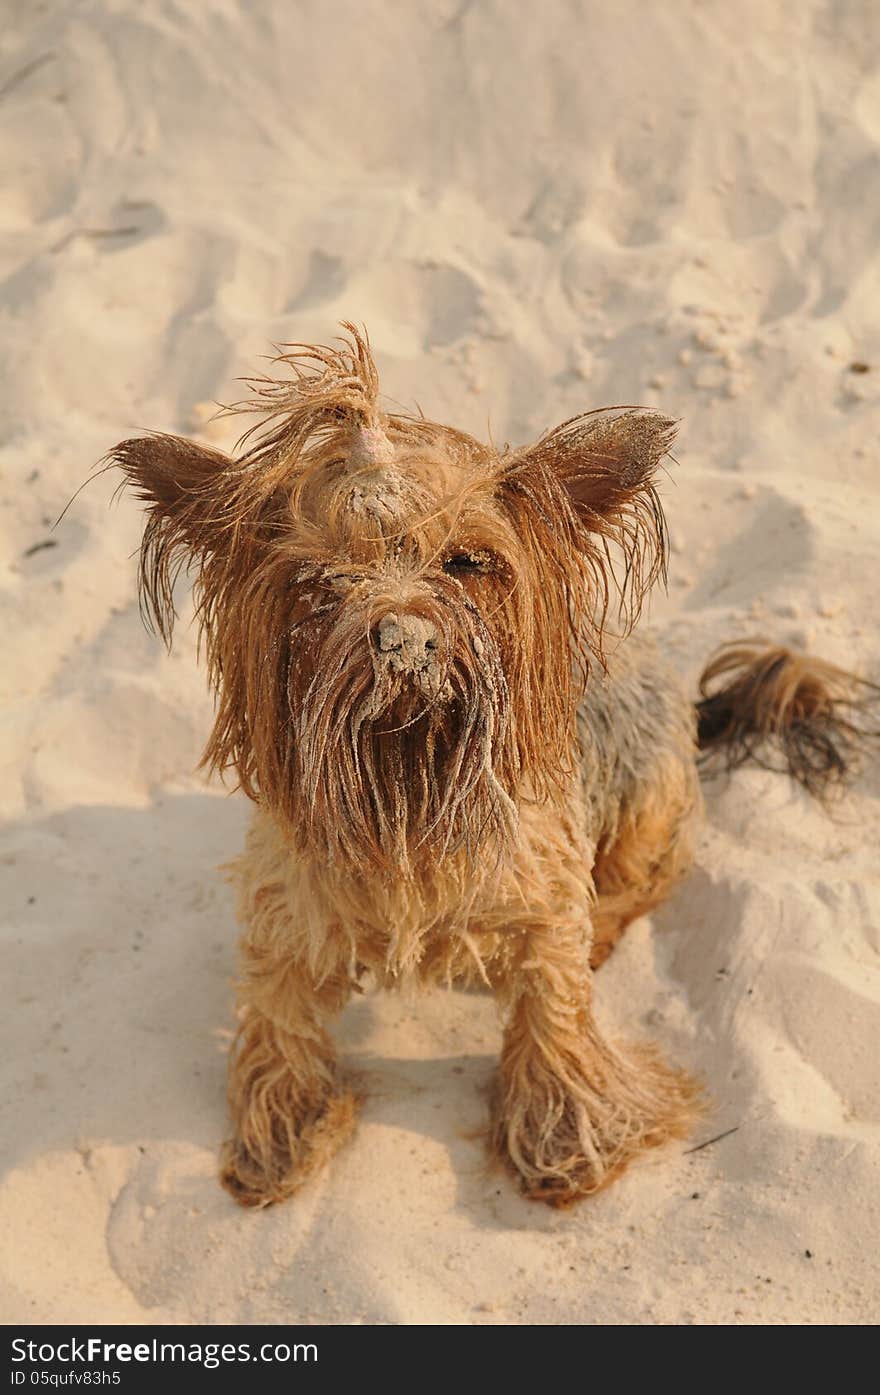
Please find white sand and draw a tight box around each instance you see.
[2,0,879,1325]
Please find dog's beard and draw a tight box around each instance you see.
[290,612,519,875]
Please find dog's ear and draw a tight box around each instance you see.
[109,432,234,644]
[521,409,676,528]
[500,409,676,658]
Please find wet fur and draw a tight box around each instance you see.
[108,324,876,1208]
[696,643,880,799]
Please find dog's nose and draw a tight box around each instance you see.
[373,612,439,672]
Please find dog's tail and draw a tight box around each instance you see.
[695,641,879,799]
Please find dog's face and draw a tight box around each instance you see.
[112,326,674,873]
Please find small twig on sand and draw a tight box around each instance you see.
[684,1125,740,1155]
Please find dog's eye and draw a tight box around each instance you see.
[443,552,488,576]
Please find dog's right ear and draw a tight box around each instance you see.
[109,432,233,645]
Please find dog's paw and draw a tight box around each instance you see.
[219,1089,359,1208]
[492,1115,619,1209]
[219,1147,274,1208]
[491,1044,701,1208]
[516,1154,627,1209]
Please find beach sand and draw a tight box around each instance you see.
[1,0,878,1324]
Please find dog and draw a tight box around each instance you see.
[107,323,876,1208]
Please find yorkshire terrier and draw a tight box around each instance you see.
[107,324,876,1207]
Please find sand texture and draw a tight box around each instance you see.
[1,0,879,1324]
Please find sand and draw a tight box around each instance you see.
[1,0,878,1325]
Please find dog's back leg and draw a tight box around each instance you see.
[578,640,701,970]
[590,753,700,968]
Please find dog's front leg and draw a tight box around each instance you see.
[491,918,698,1207]
[220,937,358,1209]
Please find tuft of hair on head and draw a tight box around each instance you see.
[231,320,385,470]
[500,407,676,672]
[696,641,880,800]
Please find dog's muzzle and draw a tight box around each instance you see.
[371,611,452,698]
[372,612,439,681]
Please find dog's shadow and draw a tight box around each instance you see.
[3,793,246,1170]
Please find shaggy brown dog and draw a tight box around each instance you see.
[108,325,876,1207]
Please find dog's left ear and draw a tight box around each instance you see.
[500,408,676,647]
[109,432,235,644]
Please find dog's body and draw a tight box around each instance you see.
[109,325,874,1207]
[224,635,700,1205]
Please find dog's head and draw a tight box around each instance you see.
[111,324,675,873]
